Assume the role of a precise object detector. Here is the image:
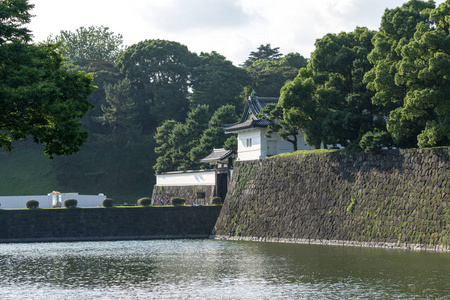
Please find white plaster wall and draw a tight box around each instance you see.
[0,193,106,209]
[60,193,106,207]
[238,128,314,161]
[237,129,264,161]
[156,170,216,186]
[0,195,51,209]
[276,132,313,154]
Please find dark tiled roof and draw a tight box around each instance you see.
[247,96,279,116]
[223,96,278,133]
[223,119,271,133]
[200,148,234,163]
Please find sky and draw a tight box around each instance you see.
[28,0,446,66]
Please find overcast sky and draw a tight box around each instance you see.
[28,0,445,66]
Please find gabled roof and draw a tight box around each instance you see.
[223,96,278,133]
[200,148,234,164]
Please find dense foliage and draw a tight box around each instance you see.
[171,197,186,206]
[0,0,95,157]
[275,27,377,149]
[64,199,78,208]
[26,200,39,209]
[266,0,449,151]
[365,0,450,148]
[212,197,223,205]
[56,25,125,66]
[102,198,114,208]
[137,197,151,207]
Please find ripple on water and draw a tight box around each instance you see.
[0,240,448,299]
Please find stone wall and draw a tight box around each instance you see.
[0,206,221,243]
[151,185,215,205]
[214,148,450,251]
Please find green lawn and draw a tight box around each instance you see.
[0,147,58,196]
[270,148,342,158]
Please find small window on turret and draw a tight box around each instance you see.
[246,138,252,147]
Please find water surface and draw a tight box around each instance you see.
[0,240,448,299]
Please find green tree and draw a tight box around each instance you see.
[190,104,239,162]
[189,51,251,114]
[388,1,450,148]
[278,27,377,149]
[245,52,308,98]
[0,0,95,157]
[93,78,154,194]
[56,25,125,66]
[153,105,210,173]
[0,0,32,43]
[364,0,436,148]
[116,39,198,132]
[242,43,283,67]
[259,103,300,151]
[96,79,137,135]
[78,61,121,135]
[153,120,179,173]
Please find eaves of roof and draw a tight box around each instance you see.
[223,119,272,133]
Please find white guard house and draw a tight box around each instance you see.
[223,95,313,161]
[152,149,234,205]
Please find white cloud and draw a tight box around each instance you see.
[28,0,447,66]
[143,0,256,31]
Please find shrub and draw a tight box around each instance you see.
[64,198,78,208]
[359,130,392,152]
[171,197,186,206]
[26,200,39,209]
[137,197,151,207]
[212,197,222,205]
[102,198,114,208]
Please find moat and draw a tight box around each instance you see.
[0,239,449,299]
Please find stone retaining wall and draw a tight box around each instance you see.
[0,206,221,243]
[151,185,215,205]
[214,148,450,250]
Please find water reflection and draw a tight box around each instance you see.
[0,240,448,299]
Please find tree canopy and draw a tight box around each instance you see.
[364,0,449,148]
[189,51,251,114]
[275,27,377,149]
[153,104,239,173]
[0,0,95,156]
[56,25,125,66]
[116,39,198,131]
[246,52,308,97]
[242,44,283,67]
[154,105,211,173]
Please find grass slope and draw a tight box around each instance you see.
[0,147,58,196]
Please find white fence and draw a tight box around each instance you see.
[156,170,216,186]
[0,192,106,209]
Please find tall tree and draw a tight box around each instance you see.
[153,105,210,173]
[277,27,377,149]
[94,79,153,191]
[392,1,450,147]
[246,53,308,97]
[242,43,283,67]
[364,0,436,148]
[259,103,300,151]
[56,25,125,66]
[0,0,32,43]
[189,51,251,114]
[190,104,239,163]
[116,39,198,132]
[0,0,95,157]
